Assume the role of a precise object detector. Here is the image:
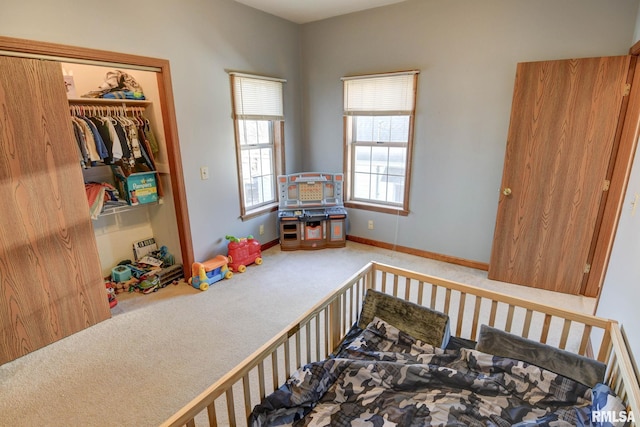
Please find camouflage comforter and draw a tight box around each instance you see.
[250,318,624,426]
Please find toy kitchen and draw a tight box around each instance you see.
[277,172,348,250]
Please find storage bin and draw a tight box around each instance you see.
[111,265,132,282]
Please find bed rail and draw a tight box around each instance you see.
[162,261,639,427]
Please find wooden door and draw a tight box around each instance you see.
[488,56,632,295]
[0,56,111,364]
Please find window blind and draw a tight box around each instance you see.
[343,71,418,116]
[232,75,284,120]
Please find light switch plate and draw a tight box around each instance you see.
[200,166,209,180]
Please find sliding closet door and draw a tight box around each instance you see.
[0,56,110,364]
[488,56,632,295]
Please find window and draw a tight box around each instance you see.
[343,71,418,215]
[230,73,285,219]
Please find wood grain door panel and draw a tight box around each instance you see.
[488,56,632,294]
[0,56,110,364]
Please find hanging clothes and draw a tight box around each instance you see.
[69,104,157,174]
[71,103,161,216]
[71,119,90,168]
[142,118,159,155]
[88,117,115,163]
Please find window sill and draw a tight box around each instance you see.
[241,202,279,221]
[345,201,409,216]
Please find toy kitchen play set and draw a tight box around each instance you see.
[277,172,348,250]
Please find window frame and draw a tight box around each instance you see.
[342,71,419,216]
[229,73,286,220]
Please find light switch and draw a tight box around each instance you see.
[200,166,209,180]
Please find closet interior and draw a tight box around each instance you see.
[64,62,183,277]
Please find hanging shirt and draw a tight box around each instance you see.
[103,118,125,161]
[80,116,108,160]
[142,119,159,155]
[71,119,89,168]
[111,118,132,163]
[88,117,114,164]
[115,116,142,159]
[72,116,100,162]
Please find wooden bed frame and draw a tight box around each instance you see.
[162,262,640,427]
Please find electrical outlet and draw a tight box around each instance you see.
[368,220,374,230]
[200,166,209,180]
[259,224,264,235]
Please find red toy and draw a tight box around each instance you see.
[105,282,118,308]
[226,235,262,272]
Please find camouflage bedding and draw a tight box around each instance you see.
[250,318,625,427]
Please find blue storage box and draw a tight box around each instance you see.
[111,265,132,282]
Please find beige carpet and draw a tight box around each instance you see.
[0,242,595,426]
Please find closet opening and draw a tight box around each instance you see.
[0,36,194,295]
[0,36,195,364]
[66,62,186,277]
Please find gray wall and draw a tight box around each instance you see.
[2,0,637,265]
[596,136,640,373]
[595,1,640,376]
[0,0,303,259]
[2,0,640,358]
[300,0,639,263]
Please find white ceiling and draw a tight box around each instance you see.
[234,0,409,24]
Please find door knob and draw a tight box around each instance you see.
[503,187,512,196]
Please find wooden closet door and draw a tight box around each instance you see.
[488,56,632,295]
[0,56,110,365]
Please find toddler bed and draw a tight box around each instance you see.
[162,262,640,426]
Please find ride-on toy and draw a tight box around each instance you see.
[189,255,232,291]
[226,235,262,273]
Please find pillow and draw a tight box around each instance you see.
[476,324,606,388]
[358,289,450,348]
[445,336,476,351]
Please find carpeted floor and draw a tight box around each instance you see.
[0,242,595,426]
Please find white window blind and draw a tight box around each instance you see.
[343,71,418,116]
[232,75,284,120]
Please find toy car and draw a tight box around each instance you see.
[226,235,262,273]
[189,255,232,291]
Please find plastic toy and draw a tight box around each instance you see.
[225,235,263,273]
[105,282,117,308]
[112,277,138,294]
[149,245,175,266]
[189,255,232,291]
[111,265,132,282]
[130,275,161,294]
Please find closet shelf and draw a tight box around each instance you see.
[68,97,151,106]
[97,200,161,218]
